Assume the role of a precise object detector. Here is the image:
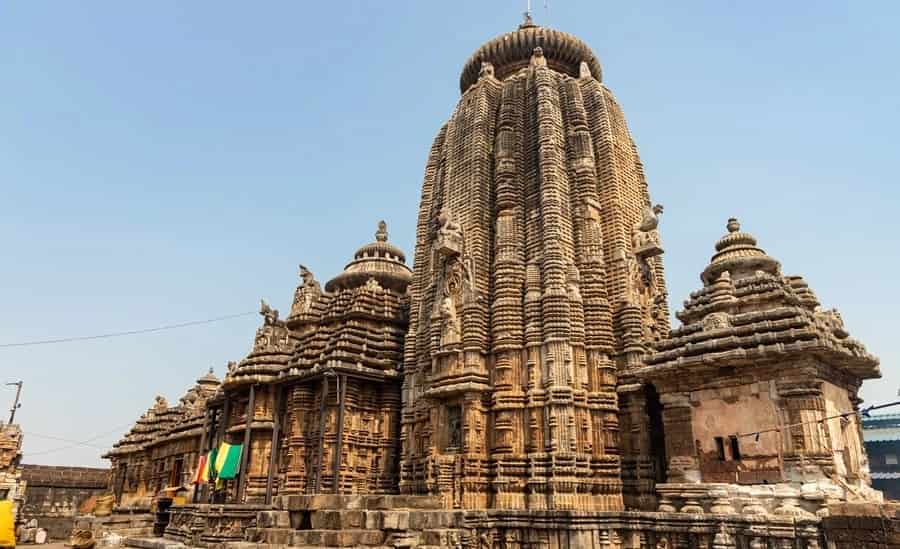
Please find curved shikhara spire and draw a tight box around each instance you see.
[400,28,669,511]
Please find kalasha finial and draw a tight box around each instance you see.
[208,367,214,375]
[726,218,741,233]
[376,220,388,242]
[522,0,534,27]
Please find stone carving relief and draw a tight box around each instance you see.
[816,308,849,339]
[566,263,582,303]
[252,300,289,353]
[649,293,669,341]
[530,46,547,67]
[633,203,665,258]
[179,388,198,407]
[579,60,593,79]
[447,405,462,450]
[365,277,383,292]
[435,208,463,258]
[702,312,731,331]
[439,296,461,347]
[260,299,279,325]
[478,61,494,80]
[290,264,321,317]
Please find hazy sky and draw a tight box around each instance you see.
[2,1,897,467]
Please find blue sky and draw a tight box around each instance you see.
[1,1,897,467]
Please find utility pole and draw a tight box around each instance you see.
[7,381,22,424]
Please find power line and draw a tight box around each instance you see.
[737,400,900,441]
[24,431,120,450]
[0,311,257,349]
[22,422,138,457]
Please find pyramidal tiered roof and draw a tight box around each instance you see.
[646,219,880,379]
[285,221,412,378]
[105,369,220,458]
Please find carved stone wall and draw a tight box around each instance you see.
[400,22,668,511]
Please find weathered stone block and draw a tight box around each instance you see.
[381,510,410,530]
[256,510,290,529]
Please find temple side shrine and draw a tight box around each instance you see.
[102,17,889,549]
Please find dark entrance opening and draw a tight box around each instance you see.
[645,383,667,483]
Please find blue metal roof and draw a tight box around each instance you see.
[863,427,900,442]
[871,472,900,480]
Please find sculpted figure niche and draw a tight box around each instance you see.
[439,296,461,347]
[259,299,279,326]
[253,300,289,353]
[435,208,463,258]
[633,203,664,258]
[290,264,321,317]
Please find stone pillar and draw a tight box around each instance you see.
[618,383,657,510]
[777,377,832,480]
[660,392,699,483]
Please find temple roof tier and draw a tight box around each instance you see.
[643,219,880,381]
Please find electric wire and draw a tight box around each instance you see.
[22,422,139,457]
[0,311,257,349]
[737,399,900,441]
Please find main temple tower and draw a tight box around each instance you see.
[400,19,669,510]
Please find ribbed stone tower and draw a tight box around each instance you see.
[400,19,670,511]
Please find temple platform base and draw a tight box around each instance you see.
[115,498,900,549]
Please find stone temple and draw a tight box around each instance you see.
[98,18,891,549]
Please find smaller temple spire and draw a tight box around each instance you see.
[376,220,388,242]
[701,218,780,284]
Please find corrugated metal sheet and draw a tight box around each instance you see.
[863,413,900,428]
[871,472,900,480]
[863,427,900,442]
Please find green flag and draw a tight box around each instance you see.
[215,442,242,480]
[207,447,218,479]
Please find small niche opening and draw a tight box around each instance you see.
[714,436,726,461]
[446,405,462,451]
[729,435,742,460]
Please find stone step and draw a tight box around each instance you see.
[290,528,388,547]
[275,494,443,511]
[280,508,465,530]
[124,536,187,549]
[420,528,464,546]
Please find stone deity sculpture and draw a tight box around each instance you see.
[290,264,321,317]
[439,297,461,347]
[633,204,664,257]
